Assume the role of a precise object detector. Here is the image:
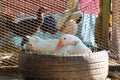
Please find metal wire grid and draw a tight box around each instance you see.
[0,0,103,50]
[0,0,119,75]
[0,0,69,52]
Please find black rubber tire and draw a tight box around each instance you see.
[18,50,109,80]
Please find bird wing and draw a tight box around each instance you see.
[68,0,78,11]
[70,11,82,24]
[72,42,92,54]
[56,11,72,31]
[57,45,75,56]
[59,20,78,35]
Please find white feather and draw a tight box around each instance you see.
[71,41,92,55]
[57,45,74,56]
[26,36,59,54]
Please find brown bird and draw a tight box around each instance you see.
[40,15,57,34]
[56,0,82,35]
[0,13,14,40]
[6,6,47,47]
[56,11,82,35]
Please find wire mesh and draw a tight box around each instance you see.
[0,0,69,52]
[0,0,120,80]
[0,0,99,52]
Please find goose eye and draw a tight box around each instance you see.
[64,38,66,40]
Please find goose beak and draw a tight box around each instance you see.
[55,39,63,51]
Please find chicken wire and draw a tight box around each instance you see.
[0,0,103,52]
[0,0,68,53]
[0,0,120,79]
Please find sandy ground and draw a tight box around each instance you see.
[0,75,117,80]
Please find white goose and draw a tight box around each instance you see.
[26,36,59,54]
[55,34,92,56]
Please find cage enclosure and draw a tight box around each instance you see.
[0,0,120,80]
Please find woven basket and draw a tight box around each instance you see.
[18,51,108,80]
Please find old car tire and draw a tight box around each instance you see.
[18,50,109,80]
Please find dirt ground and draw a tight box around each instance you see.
[0,74,23,80]
[108,56,120,80]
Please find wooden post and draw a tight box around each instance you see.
[95,0,110,50]
[111,0,120,58]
